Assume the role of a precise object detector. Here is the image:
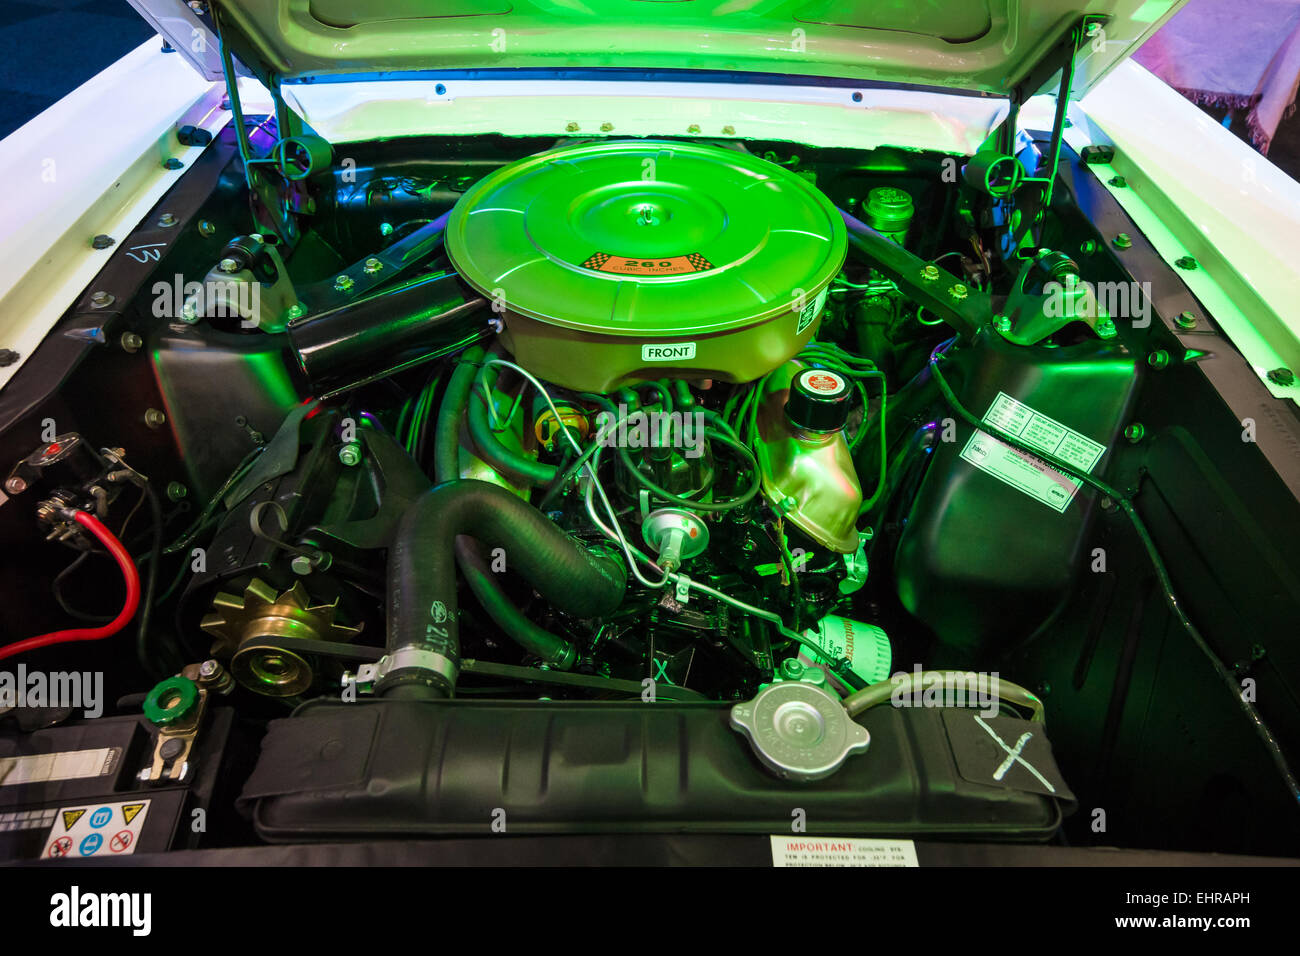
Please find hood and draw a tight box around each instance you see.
[146,0,1185,99]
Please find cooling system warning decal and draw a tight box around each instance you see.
[580,252,714,276]
[770,836,919,867]
[959,392,1105,514]
[41,799,150,859]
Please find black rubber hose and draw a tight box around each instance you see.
[434,344,486,484]
[382,479,626,699]
[466,362,560,486]
[455,536,578,669]
[432,345,581,670]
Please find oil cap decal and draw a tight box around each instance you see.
[581,253,715,276]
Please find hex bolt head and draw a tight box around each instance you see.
[334,274,355,293]
[158,213,177,227]
[1108,175,1127,188]
[92,234,115,250]
[362,257,384,275]
[994,315,1012,333]
[1175,256,1198,270]
[290,554,315,576]
[218,257,240,274]
[199,659,220,678]
[1175,311,1197,330]
[1267,368,1295,386]
[600,122,614,132]
[338,441,363,467]
[565,122,580,132]
[89,291,114,309]
[1113,233,1132,250]
[949,283,969,301]
[197,219,216,237]
[920,264,941,282]
[144,408,167,429]
[120,332,143,353]
[687,124,701,134]
[5,476,28,495]
[162,158,184,170]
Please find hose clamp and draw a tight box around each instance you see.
[356,647,459,695]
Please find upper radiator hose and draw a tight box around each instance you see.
[379,479,626,699]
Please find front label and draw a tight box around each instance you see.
[959,392,1106,514]
[581,252,714,276]
[642,342,697,362]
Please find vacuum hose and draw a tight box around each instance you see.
[380,479,626,699]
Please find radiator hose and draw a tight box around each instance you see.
[379,479,626,699]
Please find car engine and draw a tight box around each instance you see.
[2,121,1297,859]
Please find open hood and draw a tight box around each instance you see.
[138,0,1185,100]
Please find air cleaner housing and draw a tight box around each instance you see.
[445,141,847,393]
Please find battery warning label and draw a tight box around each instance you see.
[959,392,1105,514]
[580,252,714,276]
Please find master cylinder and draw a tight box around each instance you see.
[753,362,862,553]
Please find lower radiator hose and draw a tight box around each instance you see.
[380,479,626,699]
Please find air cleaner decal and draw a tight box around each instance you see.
[581,252,714,276]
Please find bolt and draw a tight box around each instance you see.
[1113,233,1132,250]
[285,303,307,321]
[162,158,184,170]
[338,441,363,467]
[687,124,701,134]
[120,332,143,352]
[362,257,384,275]
[949,283,969,301]
[1267,368,1295,386]
[290,554,315,576]
[158,213,177,227]
[565,122,580,132]
[1175,256,1198,270]
[1146,350,1170,370]
[89,291,114,309]
[1096,318,1117,339]
[218,257,240,274]
[920,264,941,282]
[379,222,394,237]
[159,738,186,761]
[199,659,220,678]
[1175,311,1197,330]
[1124,423,1145,443]
[197,219,216,237]
[5,476,28,495]
[188,1,208,12]
[722,125,735,135]
[600,122,614,132]
[166,481,187,501]
[180,299,201,323]
[92,234,115,250]
[1079,239,1097,255]
[334,274,355,293]
[144,408,167,429]
[1108,175,1127,188]
[994,315,1012,333]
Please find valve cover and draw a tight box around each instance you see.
[446,140,847,392]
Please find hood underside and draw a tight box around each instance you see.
[166,0,1185,99]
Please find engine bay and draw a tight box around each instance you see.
[2,118,1298,860]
